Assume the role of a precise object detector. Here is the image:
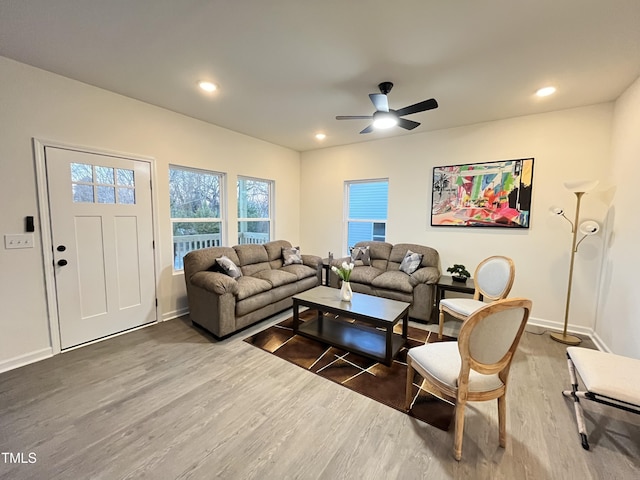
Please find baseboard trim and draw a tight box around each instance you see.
[162,307,189,322]
[527,316,610,351]
[0,347,53,374]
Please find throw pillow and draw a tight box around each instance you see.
[350,245,371,266]
[282,246,303,266]
[215,255,243,279]
[399,250,423,275]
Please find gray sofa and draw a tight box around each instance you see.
[330,241,440,322]
[184,240,322,337]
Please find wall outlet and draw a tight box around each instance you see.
[4,234,34,249]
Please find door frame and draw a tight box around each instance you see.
[33,138,161,354]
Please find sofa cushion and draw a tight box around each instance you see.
[252,269,298,288]
[235,276,272,300]
[350,246,371,266]
[263,240,292,269]
[353,241,392,270]
[371,270,414,294]
[280,264,317,280]
[282,246,303,266]
[399,250,424,275]
[215,255,243,278]
[389,243,439,271]
[235,244,269,265]
[183,246,240,281]
[349,266,385,284]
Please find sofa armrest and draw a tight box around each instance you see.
[301,254,322,268]
[409,266,440,285]
[190,271,239,296]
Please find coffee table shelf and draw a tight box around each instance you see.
[292,286,410,366]
[298,315,406,364]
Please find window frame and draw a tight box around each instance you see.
[169,164,226,272]
[237,175,274,245]
[343,178,389,254]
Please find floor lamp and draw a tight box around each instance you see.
[550,180,600,346]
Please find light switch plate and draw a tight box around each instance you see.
[4,234,34,249]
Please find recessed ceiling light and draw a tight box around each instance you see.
[315,133,326,140]
[198,81,218,92]
[536,86,556,97]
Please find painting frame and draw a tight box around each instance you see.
[431,158,534,228]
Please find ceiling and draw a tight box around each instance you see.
[1,1,639,152]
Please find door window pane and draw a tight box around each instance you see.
[117,169,134,186]
[71,163,93,182]
[97,186,115,204]
[95,166,114,185]
[118,187,135,204]
[73,184,94,203]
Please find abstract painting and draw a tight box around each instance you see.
[431,158,534,228]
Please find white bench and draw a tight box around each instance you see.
[563,347,640,450]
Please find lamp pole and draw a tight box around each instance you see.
[550,191,584,345]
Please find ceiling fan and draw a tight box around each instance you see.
[336,82,438,134]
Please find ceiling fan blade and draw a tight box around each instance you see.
[336,115,373,120]
[369,93,389,112]
[397,118,420,130]
[360,125,374,134]
[394,98,438,117]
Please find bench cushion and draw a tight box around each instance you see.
[568,347,640,406]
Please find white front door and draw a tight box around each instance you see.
[45,146,156,349]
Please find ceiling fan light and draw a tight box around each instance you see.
[198,81,218,92]
[372,112,398,130]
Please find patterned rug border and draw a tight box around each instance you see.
[244,310,456,431]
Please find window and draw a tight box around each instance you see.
[345,179,389,251]
[237,176,273,245]
[169,166,225,270]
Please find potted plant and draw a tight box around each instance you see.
[447,264,471,282]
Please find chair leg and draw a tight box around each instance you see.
[453,401,466,461]
[405,357,415,411]
[498,394,507,448]
[438,309,445,340]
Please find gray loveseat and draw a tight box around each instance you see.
[330,241,440,322]
[184,240,322,337]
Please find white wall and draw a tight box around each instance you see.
[0,56,301,372]
[300,105,613,335]
[595,75,640,358]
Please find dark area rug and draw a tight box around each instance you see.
[244,309,456,431]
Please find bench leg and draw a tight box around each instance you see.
[563,353,590,450]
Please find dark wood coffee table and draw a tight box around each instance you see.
[292,286,410,366]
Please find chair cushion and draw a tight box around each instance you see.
[440,298,486,316]
[408,342,504,393]
[567,347,640,406]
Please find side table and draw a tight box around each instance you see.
[321,258,332,286]
[432,276,482,322]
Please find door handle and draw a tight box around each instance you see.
[57,259,68,266]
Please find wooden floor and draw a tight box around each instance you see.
[1,312,638,480]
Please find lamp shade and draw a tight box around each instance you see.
[563,180,599,193]
[578,220,600,235]
[550,206,564,215]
